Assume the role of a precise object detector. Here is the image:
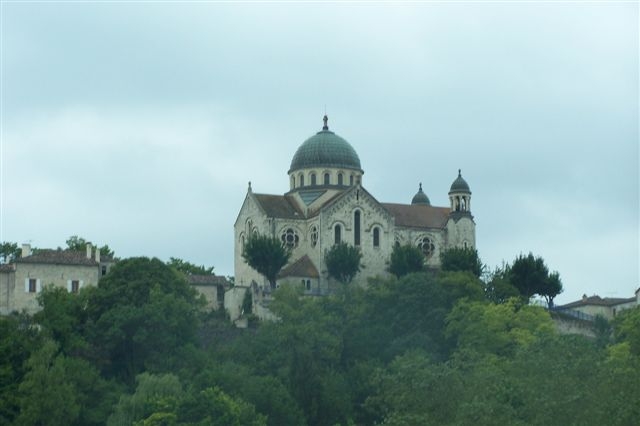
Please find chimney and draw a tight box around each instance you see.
[21,243,31,258]
[86,243,92,259]
[95,248,101,263]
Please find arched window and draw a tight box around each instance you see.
[310,173,316,186]
[281,228,299,248]
[310,225,319,248]
[418,237,435,259]
[354,211,361,246]
[350,175,354,185]
[291,176,296,188]
[338,173,344,186]
[299,174,305,187]
[334,224,342,245]
[324,173,330,185]
[373,227,380,247]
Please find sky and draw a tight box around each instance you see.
[1,1,638,304]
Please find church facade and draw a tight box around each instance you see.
[228,116,475,321]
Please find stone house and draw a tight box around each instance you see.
[554,293,638,321]
[227,116,476,321]
[0,243,113,315]
[186,274,230,311]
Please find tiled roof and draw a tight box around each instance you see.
[558,295,637,309]
[187,274,230,287]
[254,194,304,219]
[0,263,15,272]
[278,255,319,278]
[382,203,450,229]
[15,249,99,266]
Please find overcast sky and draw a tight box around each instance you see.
[1,2,637,304]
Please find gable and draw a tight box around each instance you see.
[321,185,394,224]
[278,255,319,279]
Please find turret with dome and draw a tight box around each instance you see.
[231,115,477,322]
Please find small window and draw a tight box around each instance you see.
[28,278,36,293]
[334,224,342,245]
[71,280,80,293]
[306,280,311,291]
[291,176,296,188]
[310,173,316,186]
[350,175,354,185]
[373,227,380,247]
[324,173,330,185]
[338,173,343,186]
[101,265,107,276]
[299,174,305,187]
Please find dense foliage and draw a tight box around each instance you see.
[1,254,638,425]
[167,257,215,275]
[439,246,484,278]
[388,244,425,277]
[324,243,362,284]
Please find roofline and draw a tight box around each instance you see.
[287,165,364,175]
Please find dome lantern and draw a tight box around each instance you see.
[411,183,431,205]
[448,169,472,213]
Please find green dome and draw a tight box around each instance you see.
[450,169,471,193]
[411,183,431,205]
[289,116,362,173]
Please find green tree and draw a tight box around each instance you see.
[483,266,520,304]
[0,241,20,263]
[16,340,80,425]
[539,271,563,307]
[242,233,290,289]
[440,247,483,278]
[612,306,640,355]
[34,286,90,356]
[0,314,41,424]
[66,235,115,258]
[167,257,214,275]
[178,386,267,426]
[107,372,184,426]
[388,244,424,278]
[366,350,463,425]
[325,242,362,284]
[508,253,563,304]
[446,299,556,358]
[86,257,203,381]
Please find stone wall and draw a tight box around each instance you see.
[13,263,99,314]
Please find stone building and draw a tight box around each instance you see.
[554,292,639,321]
[0,243,113,315]
[186,274,230,311]
[227,116,476,321]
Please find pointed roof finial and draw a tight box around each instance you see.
[419,182,423,191]
[458,169,462,177]
[248,181,252,192]
[322,114,328,131]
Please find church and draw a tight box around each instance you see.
[228,116,475,321]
